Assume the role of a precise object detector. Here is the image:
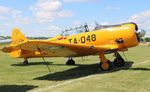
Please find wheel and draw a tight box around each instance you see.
[113,57,125,67]
[23,61,29,65]
[99,60,112,71]
[66,59,75,65]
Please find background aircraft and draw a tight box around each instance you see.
[1,22,146,71]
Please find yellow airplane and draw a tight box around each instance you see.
[1,22,146,71]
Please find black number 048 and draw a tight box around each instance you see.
[81,34,96,43]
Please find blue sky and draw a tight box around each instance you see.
[0,0,150,37]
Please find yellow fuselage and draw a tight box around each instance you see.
[10,23,139,58]
[57,23,139,48]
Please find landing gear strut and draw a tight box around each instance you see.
[99,53,111,71]
[23,58,29,65]
[113,52,125,67]
[66,57,75,65]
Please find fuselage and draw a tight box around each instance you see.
[52,23,139,50]
[9,23,140,58]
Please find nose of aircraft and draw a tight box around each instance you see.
[136,29,146,37]
[135,29,146,42]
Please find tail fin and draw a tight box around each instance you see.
[11,28,28,45]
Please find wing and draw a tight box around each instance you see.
[2,40,118,57]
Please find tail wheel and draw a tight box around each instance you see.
[100,60,111,71]
[66,59,75,65]
[23,61,28,65]
[114,57,125,67]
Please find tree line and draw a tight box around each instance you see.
[140,37,150,42]
[0,36,11,40]
[0,36,50,40]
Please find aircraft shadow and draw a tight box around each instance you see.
[0,85,38,92]
[11,62,53,66]
[125,67,150,71]
[34,63,100,81]
[34,61,150,81]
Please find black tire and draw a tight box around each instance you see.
[66,60,75,65]
[114,57,125,67]
[23,61,29,65]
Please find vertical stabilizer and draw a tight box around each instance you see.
[11,28,28,45]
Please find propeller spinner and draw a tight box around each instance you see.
[136,29,146,37]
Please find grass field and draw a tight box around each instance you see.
[0,44,150,92]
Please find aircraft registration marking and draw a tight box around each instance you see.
[68,34,96,44]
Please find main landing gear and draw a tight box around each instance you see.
[99,53,112,71]
[66,57,75,65]
[113,52,125,67]
[23,58,29,65]
[99,52,125,71]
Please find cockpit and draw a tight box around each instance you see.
[61,22,136,36]
[61,23,89,36]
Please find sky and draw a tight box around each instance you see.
[0,0,150,37]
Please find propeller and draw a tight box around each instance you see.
[136,29,146,42]
[136,29,146,37]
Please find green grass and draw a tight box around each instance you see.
[0,45,150,92]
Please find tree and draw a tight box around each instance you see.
[145,37,150,42]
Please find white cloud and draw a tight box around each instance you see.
[0,23,10,30]
[30,0,73,23]
[105,6,120,11]
[0,6,10,14]
[63,0,98,3]
[34,25,62,37]
[0,5,31,24]
[0,5,32,36]
[0,23,12,36]
[128,10,150,37]
[11,10,31,24]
